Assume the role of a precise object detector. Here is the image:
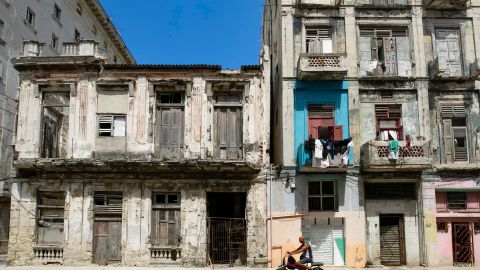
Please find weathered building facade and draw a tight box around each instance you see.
[0,0,134,258]
[263,0,480,267]
[8,41,269,267]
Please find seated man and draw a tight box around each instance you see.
[288,236,313,270]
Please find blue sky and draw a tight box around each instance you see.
[99,0,264,69]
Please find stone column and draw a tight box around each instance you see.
[246,182,267,267]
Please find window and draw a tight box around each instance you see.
[437,222,448,232]
[365,183,416,199]
[42,92,70,158]
[113,55,117,64]
[155,92,185,159]
[214,93,243,159]
[94,192,122,216]
[375,104,403,141]
[306,26,332,54]
[37,192,65,245]
[98,115,126,137]
[0,20,5,41]
[76,2,83,15]
[151,193,181,247]
[358,27,411,77]
[74,29,80,42]
[307,104,342,141]
[51,33,58,49]
[308,180,336,211]
[25,7,35,26]
[441,104,467,162]
[435,29,462,77]
[54,4,61,21]
[92,25,97,35]
[447,192,467,209]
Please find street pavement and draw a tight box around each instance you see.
[2,266,480,270]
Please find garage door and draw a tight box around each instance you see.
[302,225,345,265]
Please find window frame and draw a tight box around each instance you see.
[97,114,127,137]
[53,3,61,21]
[437,222,448,233]
[51,33,59,50]
[151,192,181,247]
[375,104,403,140]
[308,179,337,212]
[305,26,333,54]
[25,7,35,26]
[446,192,467,209]
[74,29,80,42]
[36,191,65,246]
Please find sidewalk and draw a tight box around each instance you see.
[3,267,480,270]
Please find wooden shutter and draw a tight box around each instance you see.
[447,38,462,76]
[157,108,184,159]
[358,36,373,76]
[436,192,447,211]
[214,107,243,159]
[436,39,449,72]
[395,36,412,77]
[442,104,465,118]
[333,125,343,141]
[383,37,397,75]
[308,105,334,118]
[436,30,462,76]
[443,118,453,163]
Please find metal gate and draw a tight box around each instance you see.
[453,223,474,266]
[380,215,405,266]
[207,218,246,265]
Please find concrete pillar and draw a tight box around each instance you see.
[70,78,96,158]
[246,182,267,267]
[7,182,37,265]
[127,77,151,154]
[181,189,206,266]
[16,81,41,159]
[419,169,439,266]
[348,81,361,165]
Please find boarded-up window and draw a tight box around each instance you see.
[37,192,65,245]
[306,27,332,54]
[308,180,336,211]
[42,92,70,158]
[98,115,126,137]
[151,193,180,247]
[155,93,184,159]
[442,104,468,163]
[214,93,243,159]
[447,192,467,209]
[435,29,462,77]
[375,104,403,140]
[358,27,411,77]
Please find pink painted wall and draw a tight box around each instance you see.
[435,219,480,266]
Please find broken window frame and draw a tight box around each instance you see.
[375,104,403,141]
[305,26,333,54]
[151,193,181,247]
[358,27,411,77]
[213,92,244,160]
[97,114,126,137]
[441,104,468,163]
[41,91,70,158]
[36,191,65,246]
[308,180,337,212]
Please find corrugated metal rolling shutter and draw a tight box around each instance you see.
[380,224,401,265]
[302,226,335,265]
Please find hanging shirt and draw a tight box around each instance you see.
[314,139,323,159]
[389,139,399,160]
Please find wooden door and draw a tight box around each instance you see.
[453,223,474,265]
[155,108,184,159]
[214,107,243,159]
[93,221,122,265]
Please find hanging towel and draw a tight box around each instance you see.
[314,139,323,158]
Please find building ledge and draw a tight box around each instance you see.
[436,212,480,218]
[435,164,480,172]
[14,158,263,180]
[298,166,348,173]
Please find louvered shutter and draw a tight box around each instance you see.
[447,38,462,76]
[359,36,373,76]
[158,108,184,159]
[395,36,411,77]
[441,104,465,118]
[383,37,397,75]
[443,118,453,163]
[333,125,343,141]
[99,115,113,136]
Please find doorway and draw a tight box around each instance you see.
[206,192,247,266]
[93,192,123,265]
[0,201,9,255]
[452,223,474,266]
[379,214,405,266]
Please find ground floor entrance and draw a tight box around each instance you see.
[0,200,9,255]
[379,214,406,266]
[207,192,247,266]
[452,223,474,266]
[301,218,345,265]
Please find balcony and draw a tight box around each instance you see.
[22,40,108,60]
[298,53,348,80]
[33,245,63,264]
[425,0,469,9]
[362,140,432,171]
[297,0,342,7]
[150,247,181,265]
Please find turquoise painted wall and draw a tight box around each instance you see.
[294,80,350,167]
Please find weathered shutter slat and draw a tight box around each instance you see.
[443,118,453,163]
[395,36,411,77]
[447,39,462,76]
[218,108,227,148]
[436,39,449,72]
[333,125,343,141]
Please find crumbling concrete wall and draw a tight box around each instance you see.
[246,181,268,266]
[180,189,207,266]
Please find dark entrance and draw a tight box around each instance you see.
[379,214,406,266]
[452,223,474,266]
[0,201,9,255]
[93,192,122,265]
[207,192,247,266]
